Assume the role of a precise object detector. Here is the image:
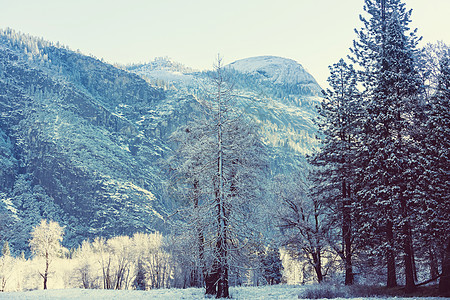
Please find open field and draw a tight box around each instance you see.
[0,285,447,300]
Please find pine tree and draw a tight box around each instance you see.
[310,59,361,285]
[350,0,422,292]
[133,258,147,290]
[261,246,283,285]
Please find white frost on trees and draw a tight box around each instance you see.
[29,219,64,290]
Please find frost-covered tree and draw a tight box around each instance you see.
[0,241,13,291]
[29,219,64,289]
[419,42,450,98]
[274,173,333,283]
[415,52,450,296]
[166,56,267,298]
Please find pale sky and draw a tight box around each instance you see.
[1,0,449,87]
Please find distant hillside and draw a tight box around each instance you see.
[0,29,170,251]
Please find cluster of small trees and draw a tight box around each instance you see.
[277,0,448,296]
[0,220,173,292]
[0,219,284,293]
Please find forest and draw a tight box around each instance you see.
[0,0,449,299]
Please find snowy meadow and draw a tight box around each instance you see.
[1,285,448,299]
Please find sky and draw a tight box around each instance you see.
[1,0,449,88]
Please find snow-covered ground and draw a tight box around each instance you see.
[0,285,447,300]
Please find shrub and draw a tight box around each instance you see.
[299,283,349,299]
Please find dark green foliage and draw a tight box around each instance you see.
[132,259,147,291]
[349,0,423,291]
[261,247,283,285]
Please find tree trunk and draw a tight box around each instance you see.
[403,221,415,292]
[312,251,323,283]
[215,194,229,298]
[43,251,49,290]
[386,220,397,288]
[216,257,229,298]
[412,240,418,282]
[438,239,450,296]
[429,246,439,280]
[193,180,205,288]
[205,263,219,295]
[342,180,353,285]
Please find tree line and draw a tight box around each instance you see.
[287,0,449,296]
[0,219,282,292]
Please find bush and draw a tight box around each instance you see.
[299,283,394,299]
[299,283,349,299]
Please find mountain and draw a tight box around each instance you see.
[227,55,320,89]
[129,56,322,159]
[0,29,322,252]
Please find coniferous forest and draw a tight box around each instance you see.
[0,0,448,298]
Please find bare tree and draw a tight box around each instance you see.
[166,56,267,298]
[274,173,334,283]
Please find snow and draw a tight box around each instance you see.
[1,197,18,215]
[226,56,318,85]
[128,57,197,86]
[0,286,447,300]
[0,286,302,299]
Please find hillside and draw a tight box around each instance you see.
[0,29,170,250]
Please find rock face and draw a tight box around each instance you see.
[227,56,319,87]
[0,29,322,252]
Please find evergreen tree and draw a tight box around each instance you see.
[310,59,361,285]
[350,0,422,292]
[261,246,283,285]
[132,259,147,290]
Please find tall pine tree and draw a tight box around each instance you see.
[350,0,422,292]
[310,59,361,285]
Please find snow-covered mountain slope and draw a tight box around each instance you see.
[227,56,320,90]
[127,57,197,88]
[0,29,169,250]
[128,56,322,171]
